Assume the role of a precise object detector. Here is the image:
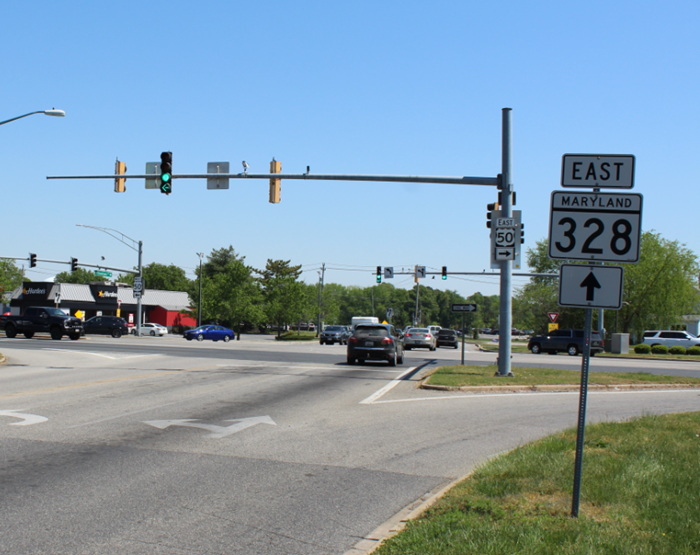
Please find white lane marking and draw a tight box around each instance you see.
[360,366,418,405]
[143,415,276,439]
[370,388,700,404]
[0,409,48,425]
[42,348,157,360]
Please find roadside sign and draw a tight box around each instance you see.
[548,191,642,263]
[145,162,159,189]
[451,303,477,312]
[548,312,559,323]
[415,266,426,279]
[558,264,624,309]
[561,154,635,189]
[548,323,559,332]
[490,210,522,265]
[94,270,112,278]
[207,162,230,189]
[133,276,143,292]
[384,267,394,279]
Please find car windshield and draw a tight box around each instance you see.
[408,328,428,333]
[354,326,389,338]
[45,308,69,317]
[325,326,343,331]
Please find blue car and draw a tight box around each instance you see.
[184,325,234,342]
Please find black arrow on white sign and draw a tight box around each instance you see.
[580,271,601,301]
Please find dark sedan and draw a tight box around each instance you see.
[437,329,459,348]
[82,316,128,338]
[184,325,234,342]
[347,324,404,366]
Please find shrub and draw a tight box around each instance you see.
[651,344,669,355]
[687,346,700,356]
[669,346,687,355]
[633,344,651,354]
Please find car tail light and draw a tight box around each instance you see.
[425,334,432,339]
[348,336,358,344]
[381,337,393,345]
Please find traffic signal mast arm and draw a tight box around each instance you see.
[48,171,500,187]
[0,256,139,275]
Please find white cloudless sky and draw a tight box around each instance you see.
[1,0,697,298]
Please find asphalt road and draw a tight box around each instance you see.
[0,335,697,554]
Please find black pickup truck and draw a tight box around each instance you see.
[527,329,603,356]
[3,307,83,340]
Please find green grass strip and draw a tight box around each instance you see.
[426,365,700,388]
[375,412,700,555]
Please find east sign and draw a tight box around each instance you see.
[561,154,635,189]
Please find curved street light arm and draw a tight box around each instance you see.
[0,109,65,127]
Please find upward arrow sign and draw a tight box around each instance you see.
[580,272,601,301]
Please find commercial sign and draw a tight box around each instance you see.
[90,284,118,304]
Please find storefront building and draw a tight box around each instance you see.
[8,282,197,330]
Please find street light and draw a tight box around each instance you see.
[0,109,65,127]
[76,224,143,336]
[197,253,204,327]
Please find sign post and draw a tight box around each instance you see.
[552,153,640,518]
[452,304,477,365]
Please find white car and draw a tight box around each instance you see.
[642,330,700,349]
[132,323,168,336]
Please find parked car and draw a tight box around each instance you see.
[642,330,700,349]
[133,323,168,336]
[82,315,128,338]
[403,327,437,351]
[437,329,459,349]
[319,325,350,345]
[346,323,404,366]
[184,325,234,342]
[527,329,604,356]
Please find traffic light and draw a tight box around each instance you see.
[269,158,281,203]
[376,266,382,284]
[29,253,37,268]
[519,221,525,243]
[71,257,78,272]
[114,159,127,193]
[442,266,447,280]
[160,152,172,194]
[486,202,499,228]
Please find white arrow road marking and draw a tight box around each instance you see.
[0,409,48,426]
[143,415,276,439]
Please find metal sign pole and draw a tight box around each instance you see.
[571,307,593,517]
[461,313,465,365]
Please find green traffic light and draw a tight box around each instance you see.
[162,173,171,182]
[442,275,447,280]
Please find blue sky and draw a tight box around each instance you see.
[1,0,698,297]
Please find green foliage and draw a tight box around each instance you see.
[634,344,651,354]
[651,344,669,355]
[669,346,687,355]
[54,267,100,284]
[117,262,191,291]
[0,259,24,297]
[516,233,700,336]
[688,346,700,356]
[375,412,700,555]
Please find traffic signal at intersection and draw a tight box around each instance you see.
[442,266,447,280]
[114,159,127,193]
[71,257,78,272]
[269,159,281,203]
[486,202,499,228]
[30,253,37,268]
[376,266,382,284]
[160,152,172,194]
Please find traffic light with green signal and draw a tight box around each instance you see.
[442,266,447,280]
[160,152,172,194]
[376,266,382,284]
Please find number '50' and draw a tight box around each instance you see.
[555,218,632,255]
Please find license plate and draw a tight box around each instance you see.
[364,341,374,346]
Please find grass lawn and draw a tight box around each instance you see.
[425,364,700,388]
[275,331,318,341]
[374,411,700,555]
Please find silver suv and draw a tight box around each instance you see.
[642,330,700,349]
[320,325,350,345]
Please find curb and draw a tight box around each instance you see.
[421,382,700,393]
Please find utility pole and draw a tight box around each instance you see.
[197,252,204,327]
[316,263,325,336]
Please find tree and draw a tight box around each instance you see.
[203,246,244,279]
[257,259,305,336]
[139,263,190,292]
[516,234,700,337]
[0,260,25,300]
[54,268,99,284]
